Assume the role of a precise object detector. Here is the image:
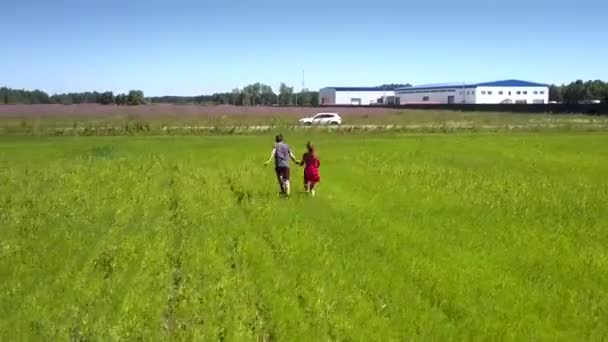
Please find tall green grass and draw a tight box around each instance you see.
[1,133,607,340]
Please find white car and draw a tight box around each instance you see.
[299,113,342,126]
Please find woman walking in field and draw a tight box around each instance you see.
[300,142,321,196]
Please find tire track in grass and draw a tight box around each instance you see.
[162,165,188,337]
[69,187,140,338]
[253,211,347,338]
[161,166,273,340]
[154,166,229,340]
[237,183,355,340]
[190,169,311,340]
[185,171,239,341]
[103,159,178,340]
[223,172,278,341]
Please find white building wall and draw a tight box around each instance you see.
[464,88,477,103]
[319,88,336,105]
[397,88,472,104]
[397,86,548,104]
[334,90,395,105]
[475,86,549,104]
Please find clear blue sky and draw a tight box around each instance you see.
[2,0,606,96]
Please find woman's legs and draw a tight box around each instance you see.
[308,181,317,197]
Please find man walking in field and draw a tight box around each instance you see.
[265,134,299,197]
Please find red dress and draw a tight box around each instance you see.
[301,153,320,184]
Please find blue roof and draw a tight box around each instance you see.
[396,83,474,92]
[322,86,396,92]
[475,79,548,87]
[396,79,548,92]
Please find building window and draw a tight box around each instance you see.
[509,91,512,95]
[533,99,545,104]
[471,91,475,95]
[523,91,528,95]
[498,91,503,95]
[533,91,538,95]
[516,91,521,95]
[515,100,527,104]
[487,91,493,95]
[481,91,486,95]
[423,96,429,102]
[540,91,545,94]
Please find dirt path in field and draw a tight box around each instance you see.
[31,122,608,135]
[159,123,608,132]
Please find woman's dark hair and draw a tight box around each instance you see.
[275,134,284,143]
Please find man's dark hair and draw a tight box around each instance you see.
[275,134,284,143]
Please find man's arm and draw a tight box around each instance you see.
[289,150,300,164]
[264,148,276,165]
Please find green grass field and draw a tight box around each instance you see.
[1,133,607,340]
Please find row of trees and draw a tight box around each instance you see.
[0,83,319,106]
[3,80,607,106]
[549,80,608,104]
[0,88,145,105]
[0,88,51,104]
[148,83,320,106]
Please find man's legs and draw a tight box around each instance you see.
[276,167,291,196]
[283,167,291,196]
[275,168,285,194]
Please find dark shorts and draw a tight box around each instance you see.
[275,167,290,181]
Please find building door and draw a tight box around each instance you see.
[350,98,361,105]
[447,96,455,104]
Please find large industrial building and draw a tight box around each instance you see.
[319,80,549,105]
[395,80,549,104]
[319,86,395,105]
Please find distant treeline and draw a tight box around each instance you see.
[0,82,320,106]
[0,88,145,105]
[148,83,322,106]
[2,80,607,105]
[549,80,608,103]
